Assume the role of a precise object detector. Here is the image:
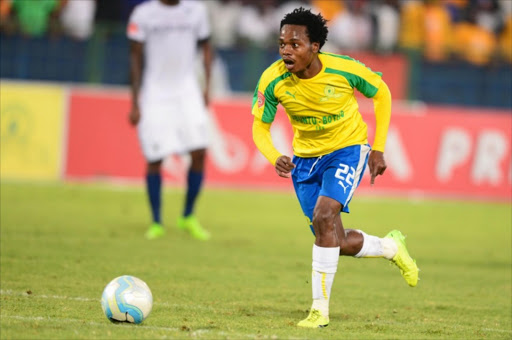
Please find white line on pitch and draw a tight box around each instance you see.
[1,290,95,302]
[2,316,182,332]
[0,290,214,311]
[2,315,266,339]
[3,290,510,336]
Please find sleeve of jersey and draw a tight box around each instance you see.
[371,81,392,152]
[252,117,282,166]
[251,74,279,124]
[349,60,384,98]
[127,7,146,42]
[196,3,211,40]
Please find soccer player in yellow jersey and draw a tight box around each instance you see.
[252,7,419,328]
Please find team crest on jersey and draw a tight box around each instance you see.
[257,91,265,108]
[320,85,342,102]
[127,23,139,35]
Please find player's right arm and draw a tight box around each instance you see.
[252,117,281,165]
[251,66,295,178]
[252,117,295,178]
[126,6,146,126]
[129,40,143,126]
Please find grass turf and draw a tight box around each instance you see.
[1,181,510,339]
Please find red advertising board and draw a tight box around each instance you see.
[65,89,511,201]
[65,90,146,179]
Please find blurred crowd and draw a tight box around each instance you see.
[0,0,511,65]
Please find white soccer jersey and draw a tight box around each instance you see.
[127,0,211,161]
[127,0,210,102]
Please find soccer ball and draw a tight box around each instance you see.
[101,275,153,324]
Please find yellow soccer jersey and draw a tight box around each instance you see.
[252,52,384,158]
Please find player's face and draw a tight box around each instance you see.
[279,24,319,77]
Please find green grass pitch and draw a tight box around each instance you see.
[1,181,510,339]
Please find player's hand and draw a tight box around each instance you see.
[275,155,296,178]
[129,105,141,126]
[368,150,387,185]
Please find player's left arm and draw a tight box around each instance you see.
[369,80,392,185]
[198,38,213,106]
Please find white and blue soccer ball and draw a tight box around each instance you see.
[101,275,153,324]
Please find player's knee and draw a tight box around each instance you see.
[190,149,206,170]
[312,209,336,236]
[339,229,363,255]
[338,237,350,253]
[147,160,162,173]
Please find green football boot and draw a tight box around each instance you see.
[177,215,210,241]
[385,229,419,287]
[297,309,329,328]
[145,222,166,240]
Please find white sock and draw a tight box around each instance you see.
[311,244,339,318]
[354,230,397,259]
[312,291,330,317]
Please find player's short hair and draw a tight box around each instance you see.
[280,7,328,49]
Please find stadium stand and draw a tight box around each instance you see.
[0,0,511,108]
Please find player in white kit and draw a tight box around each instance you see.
[127,0,212,240]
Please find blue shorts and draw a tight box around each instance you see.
[291,144,371,234]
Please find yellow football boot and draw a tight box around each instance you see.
[385,230,419,287]
[297,309,329,328]
[177,215,210,241]
[145,222,166,240]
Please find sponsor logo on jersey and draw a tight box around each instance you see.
[285,90,297,100]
